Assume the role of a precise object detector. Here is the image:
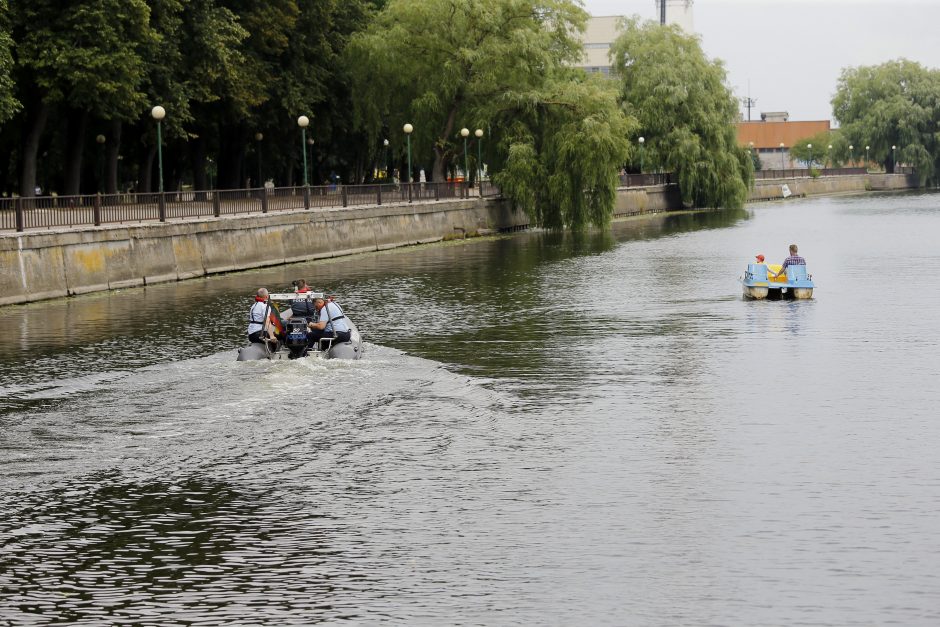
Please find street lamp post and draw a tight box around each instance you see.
[95,134,106,193]
[255,132,263,188]
[403,123,414,202]
[807,143,813,169]
[403,123,414,183]
[892,145,897,173]
[865,145,870,169]
[849,145,854,167]
[828,144,833,169]
[779,142,785,170]
[307,137,315,184]
[475,129,484,193]
[638,136,645,173]
[297,116,310,186]
[151,106,166,193]
[460,128,470,189]
[383,139,390,180]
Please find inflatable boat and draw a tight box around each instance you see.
[741,263,814,300]
[237,292,363,361]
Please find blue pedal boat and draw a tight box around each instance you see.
[741,263,814,300]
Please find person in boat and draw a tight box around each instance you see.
[770,244,806,279]
[290,278,317,321]
[306,297,352,348]
[755,253,765,265]
[247,288,279,346]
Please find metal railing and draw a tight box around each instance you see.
[3,166,911,233]
[0,180,504,233]
[618,172,674,187]
[755,167,867,179]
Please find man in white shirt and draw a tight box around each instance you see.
[306,297,352,347]
[247,288,277,345]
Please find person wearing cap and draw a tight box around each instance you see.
[754,253,766,264]
[771,244,806,278]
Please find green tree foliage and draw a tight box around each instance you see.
[10,0,156,194]
[832,59,940,182]
[347,0,586,182]
[16,0,153,119]
[347,0,632,228]
[0,0,18,124]
[0,0,377,195]
[748,149,762,172]
[610,19,751,209]
[790,131,836,168]
[494,75,633,229]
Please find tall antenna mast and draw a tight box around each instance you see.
[660,0,666,25]
[742,81,758,122]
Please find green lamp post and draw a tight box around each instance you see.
[297,115,310,186]
[151,105,166,193]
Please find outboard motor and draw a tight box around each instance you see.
[283,318,310,358]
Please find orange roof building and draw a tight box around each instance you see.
[737,120,831,149]
[737,119,831,169]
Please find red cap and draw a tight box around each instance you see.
[755,254,765,262]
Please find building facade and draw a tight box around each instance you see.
[580,16,621,77]
[579,5,696,77]
[737,118,831,170]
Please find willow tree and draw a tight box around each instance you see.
[610,18,751,209]
[832,59,940,183]
[347,0,632,228]
[494,74,634,229]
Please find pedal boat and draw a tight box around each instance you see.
[741,263,814,300]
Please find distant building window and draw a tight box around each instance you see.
[583,66,612,77]
[584,43,611,49]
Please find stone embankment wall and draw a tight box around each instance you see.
[0,199,528,306]
[749,173,918,201]
[613,185,683,217]
[0,176,918,306]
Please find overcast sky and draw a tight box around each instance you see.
[580,0,940,123]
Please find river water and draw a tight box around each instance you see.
[1,192,939,625]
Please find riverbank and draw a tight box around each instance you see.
[0,174,919,306]
[749,172,917,200]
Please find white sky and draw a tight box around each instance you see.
[580,0,940,122]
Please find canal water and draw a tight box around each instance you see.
[1,192,939,625]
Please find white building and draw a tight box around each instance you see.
[656,0,694,34]
[579,3,695,76]
[580,16,621,78]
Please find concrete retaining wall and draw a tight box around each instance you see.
[0,199,528,306]
[750,173,918,201]
[613,185,682,217]
[0,175,919,306]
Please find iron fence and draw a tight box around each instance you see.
[755,167,868,179]
[0,181,497,233]
[1,167,909,233]
[618,172,674,187]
